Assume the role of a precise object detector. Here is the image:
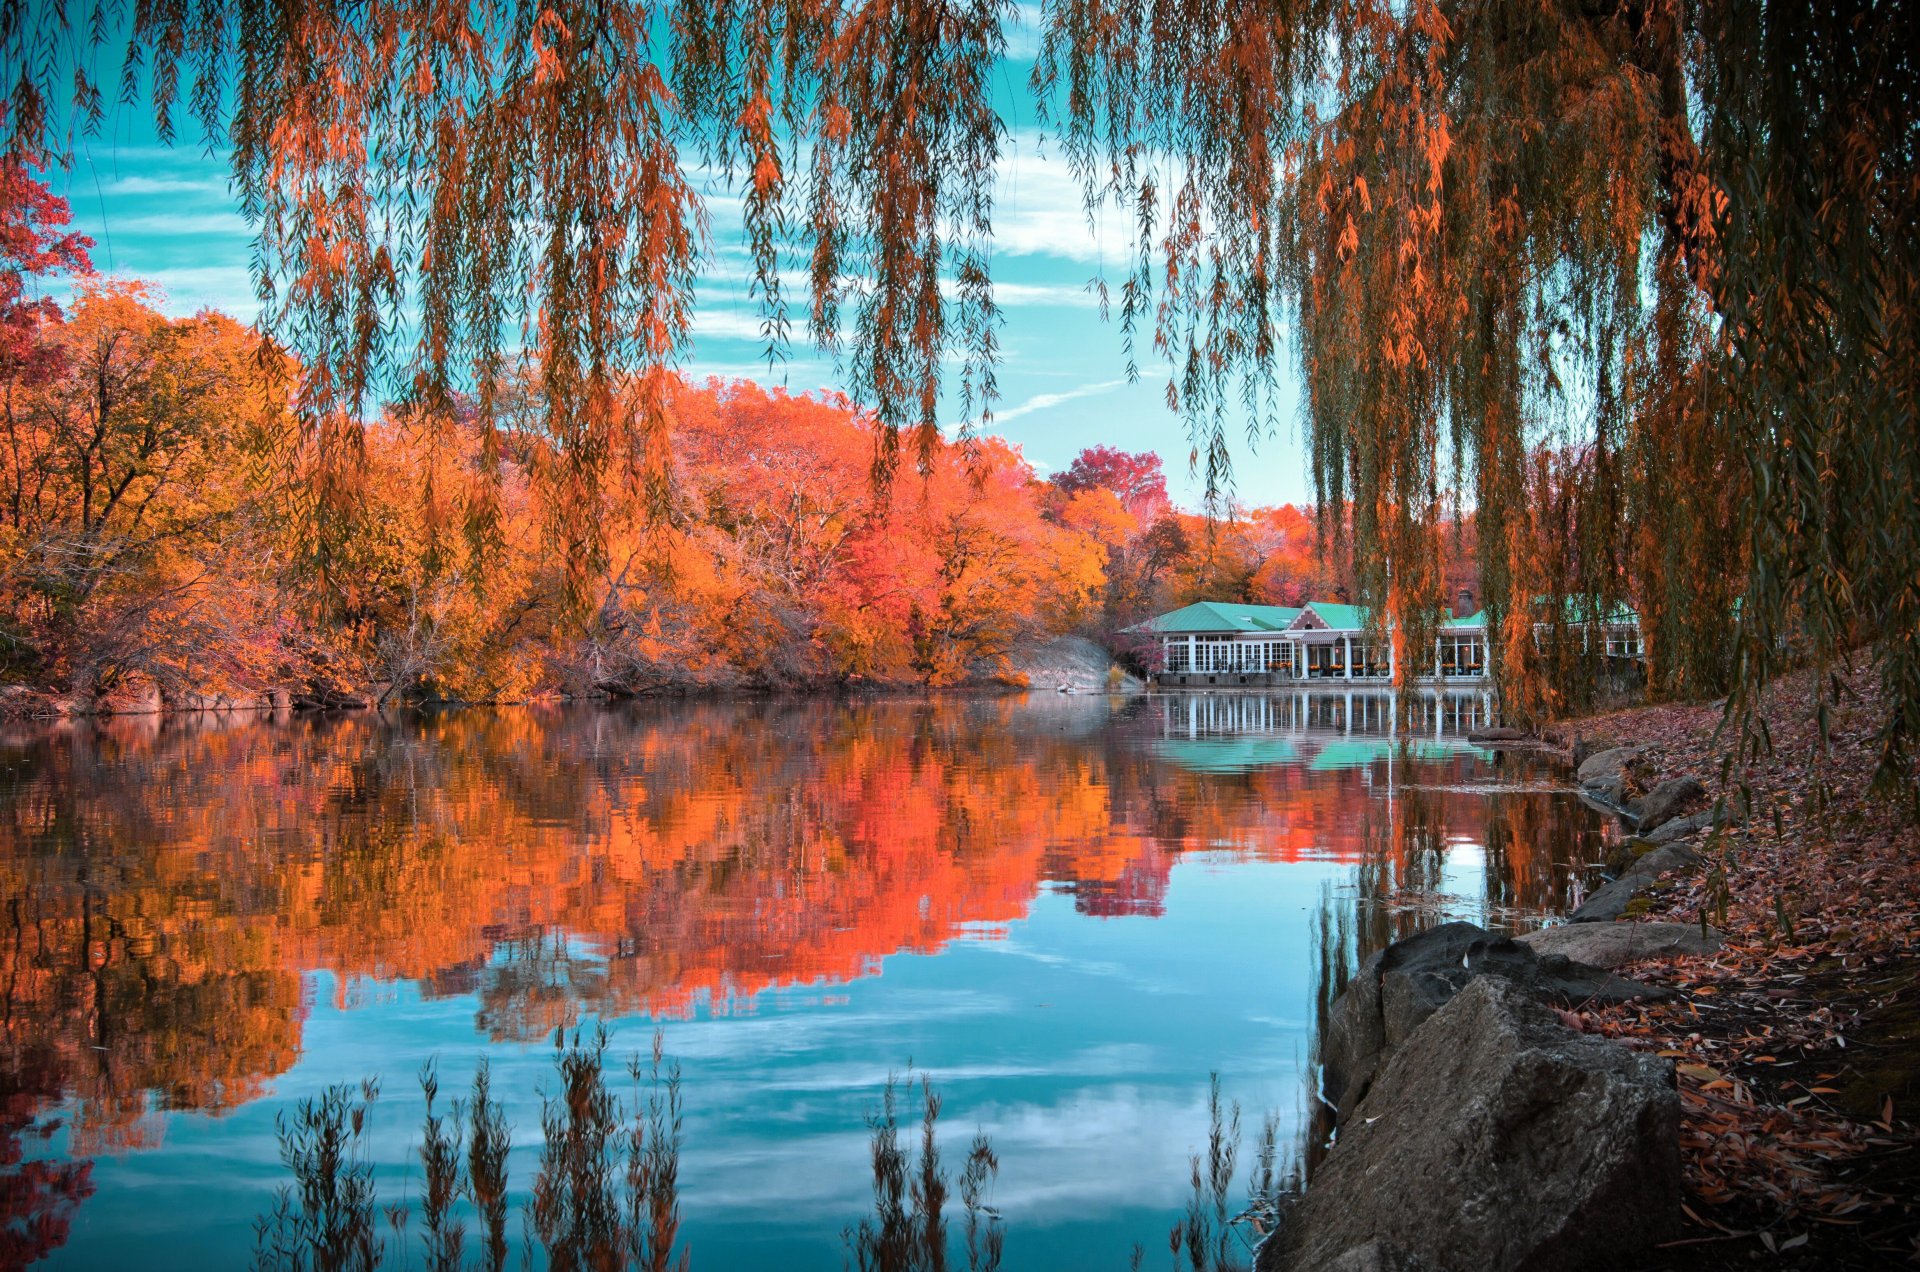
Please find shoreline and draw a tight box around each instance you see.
[1265,665,1917,1270]
[1535,672,1918,1269]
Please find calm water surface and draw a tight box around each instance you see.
[0,691,1617,1270]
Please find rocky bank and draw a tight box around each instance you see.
[1262,668,1919,1270]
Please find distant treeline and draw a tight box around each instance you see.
[2,166,1479,712]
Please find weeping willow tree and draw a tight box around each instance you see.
[3,0,1915,783]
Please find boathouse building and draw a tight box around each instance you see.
[1137,598,1643,688]
[1136,599,1490,688]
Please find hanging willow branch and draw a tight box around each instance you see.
[4,0,1916,786]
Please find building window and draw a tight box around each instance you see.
[1606,629,1641,659]
[1440,634,1484,676]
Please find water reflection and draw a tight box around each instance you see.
[0,692,1613,1268]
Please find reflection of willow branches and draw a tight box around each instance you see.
[1302,881,1354,1181]
[1298,777,1449,1179]
[1132,1075,1287,1272]
[1479,771,1616,921]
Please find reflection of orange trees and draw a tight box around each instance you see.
[1,706,1569,1137]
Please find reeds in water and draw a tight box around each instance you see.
[845,1071,1002,1272]
[252,1078,384,1272]
[1160,1076,1294,1272]
[252,1029,686,1272]
[252,1038,1288,1272]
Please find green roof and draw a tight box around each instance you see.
[1131,601,1303,634]
[1134,599,1491,636]
[1303,602,1370,631]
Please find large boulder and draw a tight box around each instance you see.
[1320,922,1667,1118]
[1003,635,1143,693]
[100,675,164,714]
[1566,876,1643,923]
[1318,1242,1428,1272]
[1519,921,1724,968]
[1260,977,1682,1272]
[1632,776,1706,831]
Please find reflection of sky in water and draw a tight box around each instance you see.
[7,693,1609,1270]
[52,861,1333,1270]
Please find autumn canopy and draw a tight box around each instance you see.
[1,0,1913,772]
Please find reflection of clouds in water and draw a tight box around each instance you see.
[972,1086,1229,1218]
[967,937,1133,981]
[691,1042,1162,1102]
[677,1128,875,1213]
[672,1085,1236,1221]
[657,988,1018,1061]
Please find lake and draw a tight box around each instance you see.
[0,690,1616,1270]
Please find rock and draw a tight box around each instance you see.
[1574,745,1645,807]
[101,676,163,714]
[1600,835,1656,876]
[1646,808,1722,843]
[1259,977,1682,1272]
[1575,744,1639,786]
[1568,843,1702,922]
[1631,776,1705,830]
[0,685,56,719]
[1317,1241,1428,1272]
[1519,921,1724,968]
[267,686,293,711]
[1621,841,1702,882]
[1567,875,1645,923]
[1003,636,1143,694]
[1320,922,1667,1119]
[1570,736,1618,773]
[171,690,262,711]
[293,686,375,710]
[1466,727,1530,744]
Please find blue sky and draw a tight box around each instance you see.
[44,24,1317,510]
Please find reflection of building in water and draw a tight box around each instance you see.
[1154,689,1497,743]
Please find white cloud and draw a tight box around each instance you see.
[989,133,1135,264]
[112,265,259,319]
[993,375,1133,424]
[101,174,230,197]
[101,210,252,237]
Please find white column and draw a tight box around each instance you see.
[1188,634,1196,674]
[1344,636,1353,679]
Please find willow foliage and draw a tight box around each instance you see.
[4,0,1916,782]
